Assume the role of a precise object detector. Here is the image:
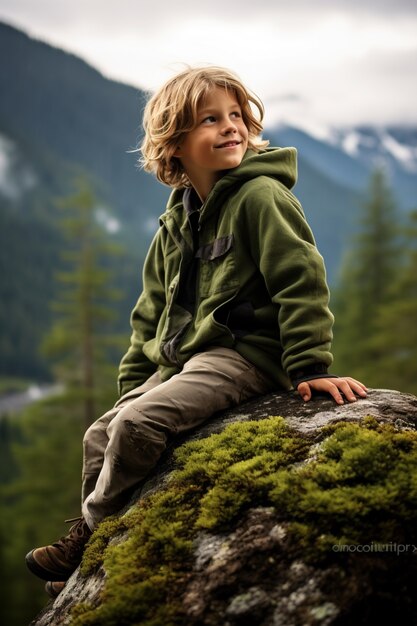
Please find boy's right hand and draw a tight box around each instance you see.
[297,376,368,405]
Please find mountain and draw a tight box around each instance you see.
[333,125,417,195]
[0,22,168,380]
[271,123,417,211]
[0,21,415,380]
[0,22,168,234]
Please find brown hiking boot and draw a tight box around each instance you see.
[45,580,66,598]
[25,517,92,581]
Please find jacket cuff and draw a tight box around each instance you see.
[290,363,338,388]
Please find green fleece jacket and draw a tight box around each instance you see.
[118,148,334,396]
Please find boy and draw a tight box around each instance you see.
[26,66,367,589]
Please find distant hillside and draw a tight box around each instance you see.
[0,22,169,230]
[0,22,170,379]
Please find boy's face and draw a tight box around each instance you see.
[175,86,249,199]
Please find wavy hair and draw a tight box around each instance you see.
[140,66,269,188]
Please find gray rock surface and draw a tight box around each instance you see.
[30,388,417,626]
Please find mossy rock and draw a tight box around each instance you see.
[31,389,417,626]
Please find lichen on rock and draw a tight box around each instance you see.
[31,389,417,626]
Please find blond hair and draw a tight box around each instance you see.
[140,66,269,188]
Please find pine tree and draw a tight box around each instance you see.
[368,209,417,393]
[0,181,130,625]
[42,178,124,427]
[332,168,402,383]
[0,395,91,625]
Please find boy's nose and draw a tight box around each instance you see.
[221,121,238,135]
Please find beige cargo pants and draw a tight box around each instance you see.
[81,346,273,530]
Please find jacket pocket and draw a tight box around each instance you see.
[196,234,239,296]
[196,234,234,261]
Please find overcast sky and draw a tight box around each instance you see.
[1,0,416,134]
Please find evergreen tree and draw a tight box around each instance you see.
[1,395,91,625]
[0,416,21,484]
[332,168,401,383]
[42,178,124,428]
[368,209,417,393]
[0,180,129,625]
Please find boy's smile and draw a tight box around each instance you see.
[174,86,249,201]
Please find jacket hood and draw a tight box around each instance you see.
[220,146,297,190]
[165,147,298,214]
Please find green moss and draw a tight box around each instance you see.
[269,419,417,555]
[74,485,200,626]
[71,416,417,625]
[80,515,132,574]
[175,417,311,530]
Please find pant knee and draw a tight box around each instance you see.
[83,421,102,447]
[107,409,168,453]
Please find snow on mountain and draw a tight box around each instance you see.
[330,126,417,210]
[267,121,417,211]
[379,132,417,174]
[331,126,417,174]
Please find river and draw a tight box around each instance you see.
[0,384,63,416]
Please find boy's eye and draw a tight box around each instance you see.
[200,111,242,124]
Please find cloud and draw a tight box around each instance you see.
[2,0,417,37]
[1,0,416,126]
[264,45,417,129]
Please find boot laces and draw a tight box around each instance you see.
[52,517,91,559]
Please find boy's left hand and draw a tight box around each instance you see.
[297,377,368,405]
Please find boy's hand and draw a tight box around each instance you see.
[297,377,368,405]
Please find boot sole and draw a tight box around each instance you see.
[25,549,73,582]
[45,581,66,598]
